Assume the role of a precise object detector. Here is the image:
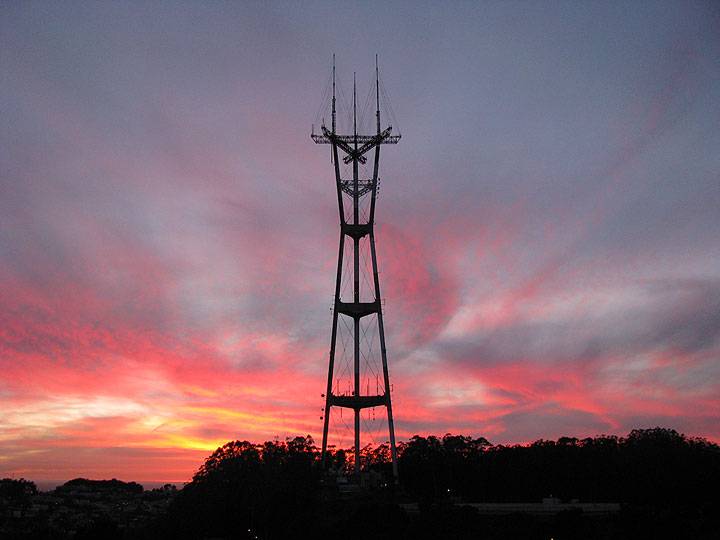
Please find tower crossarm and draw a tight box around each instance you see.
[310,131,401,146]
[341,126,395,164]
[317,126,365,162]
[311,125,401,164]
[313,126,366,164]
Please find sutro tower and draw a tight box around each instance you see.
[311,56,400,480]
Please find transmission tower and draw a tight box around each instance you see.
[311,56,401,481]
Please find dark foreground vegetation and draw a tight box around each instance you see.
[2,428,719,539]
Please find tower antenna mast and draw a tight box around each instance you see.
[311,56,401,481]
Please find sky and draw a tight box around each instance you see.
[1,1,719,484]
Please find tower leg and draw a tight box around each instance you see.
[322,232,345,470]
[353,239,360,477]
[369,229,399,482]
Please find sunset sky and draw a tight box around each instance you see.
[2,1,719,484]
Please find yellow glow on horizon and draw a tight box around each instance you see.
[160,433,225,452]
[184,406,286,427]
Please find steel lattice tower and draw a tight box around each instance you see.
[311,56,400,480]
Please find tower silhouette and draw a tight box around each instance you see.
[312,56,400,480]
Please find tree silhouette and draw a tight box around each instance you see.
[153,428,720,539]
[161,436,320,539]
[0,478,37,505]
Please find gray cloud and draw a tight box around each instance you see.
[436,278,720,368]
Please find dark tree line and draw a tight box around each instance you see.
[155,436,320,539]
[0,478,37,506]
[151,427,720,539]
[391,428,720,504]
